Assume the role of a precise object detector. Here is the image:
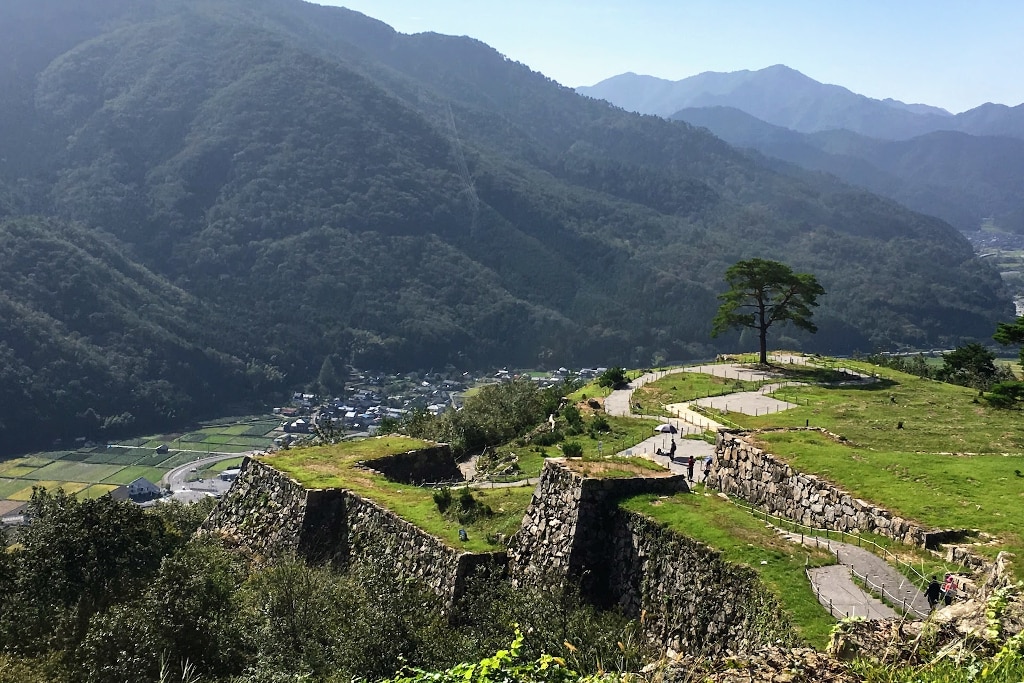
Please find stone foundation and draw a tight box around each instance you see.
[509,460,792,654]
[203,456,504,602]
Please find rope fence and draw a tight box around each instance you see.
[729,498,930,590]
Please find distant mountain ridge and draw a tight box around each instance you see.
[577,65,1024,140]
[672,105,1024,233]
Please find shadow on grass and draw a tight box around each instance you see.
[773,365,898,391]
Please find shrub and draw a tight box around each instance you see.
[986,381,1024,409]
[432,487,453,514]
[532,430,563,447]
[597,367,627,388]
[562,442,583,458]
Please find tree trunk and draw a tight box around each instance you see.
[758,300,768,365]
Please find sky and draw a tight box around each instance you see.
[316,1,1023,114]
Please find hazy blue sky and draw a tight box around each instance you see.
[317,1,1022,113]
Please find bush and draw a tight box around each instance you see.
[985,381,1024,408]
[532,430,563,447]
[596,367,627,389]
[561,442,583,458]
[432,487,453,514]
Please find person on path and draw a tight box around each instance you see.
[942,574,956,606]
[687,455,695,480]
[926,576,941,609]
[669,439,677,460]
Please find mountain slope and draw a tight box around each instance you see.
[0,0,1012,451]
[0,215,262,454]
[673,106,1024,233]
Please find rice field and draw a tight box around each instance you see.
[0,416,281,507]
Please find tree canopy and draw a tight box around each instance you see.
[711,258,825,364]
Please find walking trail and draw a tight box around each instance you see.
[605,355,921,620]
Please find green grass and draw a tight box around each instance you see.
[632,371,767,407]
[157,451,206,469]
[102,466,167,486]
[84,450,144,465]
[752,430,1024,561]
[515,450,547,478]
[77,484,119,499]
[688,358,1024,566]
[220,424,251,436]
[563,456,667,479]
[264,437,533,551]
[202,457,245,473]
[24,461,124,483]
[0,479,26,498]
[0,466,41,478]
[207,444,254,454]
[621,490,837,648]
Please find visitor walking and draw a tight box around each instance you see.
[687,455,695,480]
[926,576,941,609]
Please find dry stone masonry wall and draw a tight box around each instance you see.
[509,460,789,654]
[362,444,463,485]
[707,431,933,546]
[609,510,798,655]
[507,460,689,589]
[203,454,504,602]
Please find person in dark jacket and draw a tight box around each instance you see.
[926,576,941,609]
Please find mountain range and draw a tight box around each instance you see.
[577,65,1024,140]
[578,66,1024,233]
[0,0,1011,452]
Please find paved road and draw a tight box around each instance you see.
[807,565,898,619]
[789,532,930,619]
[160,452,254,503]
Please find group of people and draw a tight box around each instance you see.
[653,438,697,480]
[926,573,959,609]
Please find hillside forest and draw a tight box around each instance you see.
[0,0,1014,452]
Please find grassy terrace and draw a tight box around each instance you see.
[621,490,837,649]
[261,437,534,552]
[562,456,667,479]
[632,371,768,406]
[514,415,665,477]
[708,361,1024,564]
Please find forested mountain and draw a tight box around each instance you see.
[0,0,1012,452]
[578,66,1024,141]
[673,106,1024,233]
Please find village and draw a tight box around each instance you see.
[271,365,607,443]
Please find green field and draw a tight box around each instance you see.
[632,371,768,407]
[0,417,279,503]
[102,466,169,486]
[25,461,124,483]
[688,359,1024,565]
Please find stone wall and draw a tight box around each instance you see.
[707,431,932,546]
[203,456,333,560]
[362,444,462,485]
[508,460,788,654]
[507,460,689,592]
[609,508,797,655]
[203,455,504,601]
